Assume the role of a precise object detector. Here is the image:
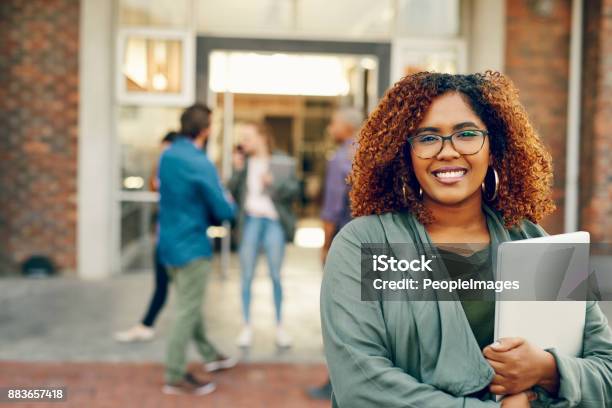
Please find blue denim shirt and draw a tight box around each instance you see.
[158,137,235,267]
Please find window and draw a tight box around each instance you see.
[117,29,194,105]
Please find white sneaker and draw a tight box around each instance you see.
[236,326,253,348]
[114,324,155,343]
[275,327,292,348]
[162,373,216,396]
[204,354,239,372]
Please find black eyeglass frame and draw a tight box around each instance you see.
[407,129,489,159]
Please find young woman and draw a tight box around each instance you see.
[228,122,300,348]
[114,131,177,343]
[321,72,612,407]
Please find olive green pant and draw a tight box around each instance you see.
[165,257,219,383]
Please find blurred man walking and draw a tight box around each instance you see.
[159,104,237,396]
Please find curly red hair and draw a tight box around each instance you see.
[349,71,555,228]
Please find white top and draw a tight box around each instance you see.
[244,157,278,219]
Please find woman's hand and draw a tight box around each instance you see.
[262,172,273,187]
[484,337,560,396]
[500,391,537,407]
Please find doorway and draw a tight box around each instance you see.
[199,38,389,273]
[201,36,390,216]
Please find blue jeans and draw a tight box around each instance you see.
[239,216,286,324]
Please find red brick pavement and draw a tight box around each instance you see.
[0,362,331,408]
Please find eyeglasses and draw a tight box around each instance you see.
[407,129,488,159]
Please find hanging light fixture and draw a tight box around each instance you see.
[151,41,168,91]
[152,72,168,91]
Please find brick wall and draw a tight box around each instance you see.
[505,0,572,234]
[579,0,612,244]
[0,0,79,274]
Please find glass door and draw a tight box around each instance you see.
[117,106,183,272]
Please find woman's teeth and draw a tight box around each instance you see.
[434,170,466,179]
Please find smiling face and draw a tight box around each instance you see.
[240,123,265,156]
[409,92,491,206]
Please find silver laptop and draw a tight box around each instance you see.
[494,232,590,358]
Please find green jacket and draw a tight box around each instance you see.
[321,205,612,407]
[227,153,300,242]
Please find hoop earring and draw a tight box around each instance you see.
[402,185,423,202]
[481,167,499,201]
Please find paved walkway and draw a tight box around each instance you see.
[0,361,329,407]
[0,245,325,363]
[0,245,329,406]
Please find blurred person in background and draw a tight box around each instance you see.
[160,104,238,396]
[307,107,363,400]
[320,107,363,265]
[114,131,177,343]
[229,144,247,250]
[228,121,300,349]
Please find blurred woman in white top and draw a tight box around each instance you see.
[228,122,299,349]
